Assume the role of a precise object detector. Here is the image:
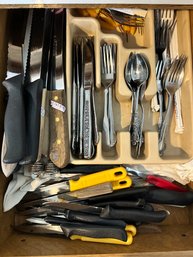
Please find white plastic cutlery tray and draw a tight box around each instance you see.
[66,10,193,165]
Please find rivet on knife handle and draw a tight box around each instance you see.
[69,167,127,191]
[49,90,70,168]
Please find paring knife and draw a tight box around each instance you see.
[16,209,130,230]
[48,9,70,168]
[28,176,132,200]
[16,218,128,241]
[15,222,134,245]
[44,201,169,223]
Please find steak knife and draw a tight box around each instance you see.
[49,9,70,168]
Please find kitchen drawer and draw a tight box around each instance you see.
[0,7,193,257]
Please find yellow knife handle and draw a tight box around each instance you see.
[70,232,133,245]
[112,175,132,191]
[69,167,127,191]
[125,225,137,236]
[49,90,70,168]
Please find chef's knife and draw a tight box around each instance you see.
[2,10,28,163]
[49,9,70,168]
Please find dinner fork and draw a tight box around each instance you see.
[101,43,117,149]
[156,60,165,136]
[159,55,187,155]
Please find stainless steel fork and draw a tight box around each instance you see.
[101,43,117,149]
[156,60,165,136]
[159,55,187,155]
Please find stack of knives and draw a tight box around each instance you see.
[14,164,193,245]
[71,37,99,159]
[1,9,69,176]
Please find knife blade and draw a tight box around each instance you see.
[49,9,70,168]
[2,10,28,164]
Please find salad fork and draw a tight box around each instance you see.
[100,43,117,149]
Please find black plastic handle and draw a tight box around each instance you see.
[100,206,168,223]
[45,217,127,241]
[95,199,146,209]
[3,74,26,163]
[67,210,127,228]
[87,187,149,204]
[144,188,193,205]
[20,79,43,164]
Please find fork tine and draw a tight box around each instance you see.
[105,44,110,74]
[169,58,181,82]
[167,57,179,82]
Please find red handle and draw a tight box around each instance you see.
[146,175,188,192]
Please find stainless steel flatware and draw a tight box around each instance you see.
[159,55,187,155]
[71,36,98,159]
[101,43,117,149]
[124,52,149,157]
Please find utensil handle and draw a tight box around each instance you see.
[83,89,92,159]
[68,211,127,228]
[46,219,128,241]
[108,86,116,147]
[3,74,25,163]
[69,167,127,191]
[101,206,168,223]
[70,234,133,245]
[103,88,110,148]
[20,79,43,164]
[49,90,70,168]
[145,188,193,205]
[159,94,173,154]
[146,175,188,192]
[91,83,99,145]
[71,79,79,155]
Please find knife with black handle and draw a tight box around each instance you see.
[100,205,168,223]
[87,187,149,204]
[46,211,128,228]
[44,218,128,241]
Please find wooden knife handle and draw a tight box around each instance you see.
[49,90,69,168]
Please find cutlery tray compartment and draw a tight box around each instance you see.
[66,10,193,165]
